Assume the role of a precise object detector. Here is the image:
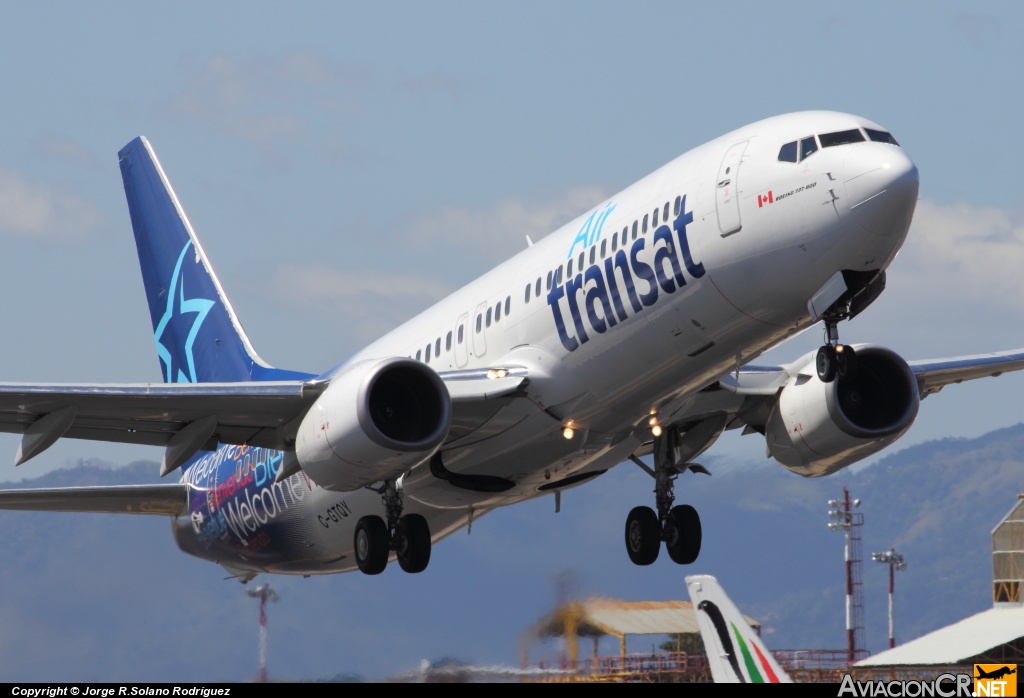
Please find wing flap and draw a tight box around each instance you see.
[0,484,188,515]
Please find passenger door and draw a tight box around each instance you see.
[716,140,748,236]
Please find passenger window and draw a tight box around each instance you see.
[612,233,618,252]
[459,325,465,343]
[555,266,562,285]
[663,202,669,221]
[416,349,422,361]
[600,239,607,257]
[505,296,510,316]
[653,207,658,227]
[546,270,553,290]
[819,129,865,147]
[525,284,531,303]
[642,214,648,233]
[446,331,452,351]
[590,247,596,265]
[535,278,541,297]
[486,308,492,327]
[674,196,681,216]
[578,252,584,270]
[567,258,574,277]
[865,128,899,145]
[425,344,431,362]
[778,141,798,162]
[476,315,481,333]
[632,221,638,240]
[800,136,818,161]
[495,302,501,322]
[435,338,441,356]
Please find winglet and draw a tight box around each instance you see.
[685,575,791,683]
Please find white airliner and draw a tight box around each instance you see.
[686,575,792,683]
[0,111,1020,581]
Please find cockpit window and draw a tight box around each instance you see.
[800,136,818,160]
[819,129,866,147]
[865,128,899,146]
[778,141,798,163]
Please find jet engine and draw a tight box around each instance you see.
[764,346,919,477]
[295,358,451,491]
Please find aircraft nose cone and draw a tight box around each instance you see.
[844,146,919,236]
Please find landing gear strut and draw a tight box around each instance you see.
[625,428,706,566]
[354,479,432,575]
[816,311,857,384]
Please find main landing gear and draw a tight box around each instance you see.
[625,427,708,566]
[815,312,857,384]
[354,479,431,575]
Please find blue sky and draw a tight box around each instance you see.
[0,0,1021,676]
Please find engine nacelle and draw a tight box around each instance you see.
[765,346,919,477]
[296,358,450,492]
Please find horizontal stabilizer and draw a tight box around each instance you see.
[0,484,188,515]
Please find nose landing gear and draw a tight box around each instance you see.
[816,312,857,384]
[354,479,432,575]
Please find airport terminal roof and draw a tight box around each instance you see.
[533,598,759,639]
[856,604,1024,666]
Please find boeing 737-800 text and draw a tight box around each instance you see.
[0,111,1019,581]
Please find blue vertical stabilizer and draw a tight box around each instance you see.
[118,137,312,383]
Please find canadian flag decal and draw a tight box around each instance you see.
[757,191,774,208]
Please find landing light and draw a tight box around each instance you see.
[651,425,663,437]
[486,368,510,380]
[562,427,575,440]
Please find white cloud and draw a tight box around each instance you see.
[167,51,467,146]
[268,264,455,343]
[890,199,1024,309]
[406,186,611,265]
[0,165,101,238]
[272,264,452,304]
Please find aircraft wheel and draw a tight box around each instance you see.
[816,345,838,383]
[396,513,431,574]
[836,345,857,380]
[625,506,660,566]
[665,504,702,565]
[354,515,389,575]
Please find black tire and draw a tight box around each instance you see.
[354,515,389,575]
[396,513,431,574]
[625,506,660,566]
[665,504,702,565]
[836,345,857,380]
[816,345,837,383]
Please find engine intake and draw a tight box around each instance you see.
[296,358,450,491]
[765,346,919,477]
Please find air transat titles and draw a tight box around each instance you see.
[548,195,706,352]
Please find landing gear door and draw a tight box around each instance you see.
[716,140,748,236]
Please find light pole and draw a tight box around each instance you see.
[871,549,906,649]
[246,584,279,683]
[828,487,864,664]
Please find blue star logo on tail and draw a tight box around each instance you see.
[154,241,215,383]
